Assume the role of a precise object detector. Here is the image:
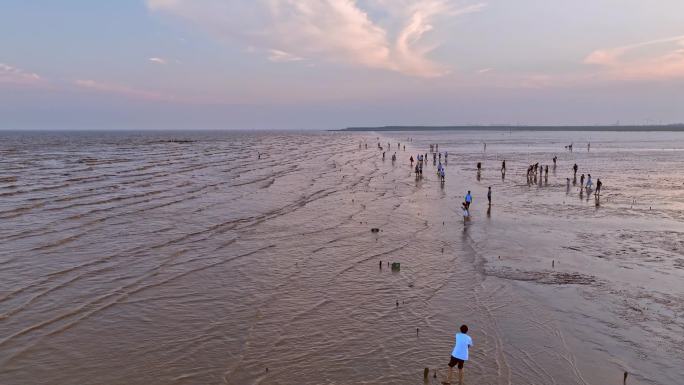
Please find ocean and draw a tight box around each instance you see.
[0,130,682,385]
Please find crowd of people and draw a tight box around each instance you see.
[364,138,606,384]
[572,162,602,196]
[371,139,605,225]
[410,145,449,182]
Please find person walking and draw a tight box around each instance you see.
[447,325,473,384]
[465,191,472,209]
[487,187,492,206]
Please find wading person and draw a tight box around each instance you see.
[586,174,593,190]
[446,324,473,384]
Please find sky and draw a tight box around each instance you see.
[1,0,684,130]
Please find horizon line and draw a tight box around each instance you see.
[340,124,684,132]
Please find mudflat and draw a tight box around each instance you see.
[0,130,682,385]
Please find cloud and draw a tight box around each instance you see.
[267,49,304,63]
[74,79,177,102]
[148,57,168,65]
[146,0,485,77]
[0,63,42,85]
[584,35,684,81]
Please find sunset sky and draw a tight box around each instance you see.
[2,0,684,129]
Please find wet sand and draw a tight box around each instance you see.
[384,130,684,385]
[0,130,682,384]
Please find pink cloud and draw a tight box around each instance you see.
[267,49,304,63]
[147,0,486,78]
[584,35,684,81]
[0,63,42,86]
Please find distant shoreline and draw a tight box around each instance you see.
[339,125,684,132]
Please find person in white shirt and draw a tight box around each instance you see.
[447,324,473,384]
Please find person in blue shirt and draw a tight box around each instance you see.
[464,191,472,209]
[447,324,473,384]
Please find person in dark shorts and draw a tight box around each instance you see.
[448,356,465,370]
[446,325,473,384]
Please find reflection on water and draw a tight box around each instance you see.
[0,130,682,385]
[386,130,684,385]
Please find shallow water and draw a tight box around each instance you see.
[383,130,684,385]
[0,130,682,385]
